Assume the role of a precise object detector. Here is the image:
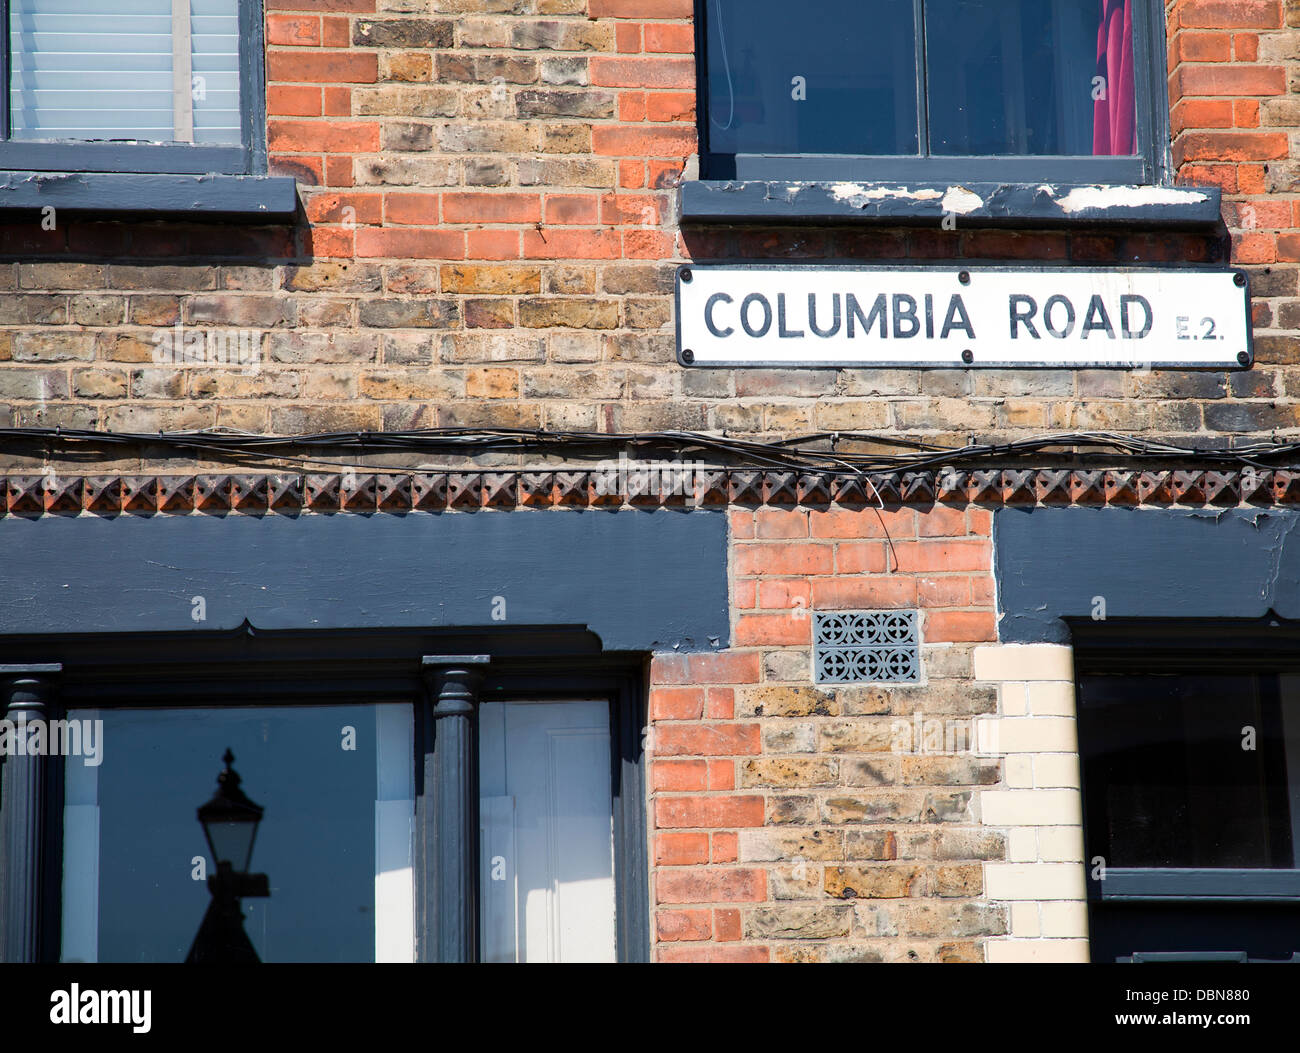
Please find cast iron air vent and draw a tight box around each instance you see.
[814,610,920,684]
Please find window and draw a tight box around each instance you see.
[3,0,263,174]
[1073,619,1300,964]
[698,0,1166,184]
[0,0,295,214]
[0,629,648,963]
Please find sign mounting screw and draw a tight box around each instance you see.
[958,271,971,285]
[1238,351,1250,366]
[961,350,974,364]
[680,268,693,283]
[1234,272,1246,287]
[682,349,695,364]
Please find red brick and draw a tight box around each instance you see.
[917,576,973,608]
[268,51,377,83]
[734,542,833,576]
[811,578,918,610]
[656,909,711,941]
[521,229,623,260]
[443,192,542,225]
[651,652,762,685]
[1172,98,1233,133]
[733,579,756,609]
[651,687,705,720]
[654,724,761,757]
[589,57,696,89]
[618,91,648,122]
[306,191,382,224]
[652,760,709,793]
[589,0,692,15]
[916,506,973,537]
[1174,64,1285,96]
[754,508,808,539]
[656,797,765,830]
[383,193,439,225]
[602,192,665,226]
[323,87,351,116]
[756,579,810,611]
[1234,98,1261,126]
[1235,32,1259,60]
[835,542,888,574]
[656,867,767,903]
[268,85,322,116]
[267,14,320,45]
[893,539,992,573]
[809,507,916,539]
[647,92,695,122]
[657,945,770,962]
[266,0,373,9]
[1178,0,1281,29]
[729,509,755,539]
[324,155,352,187]
[707,759,735,791]
[655,832,709,865]
[714,907,742,940]
[705,688,734,720]
[268,119,378,153]
[544,194,601,225]
[616,22,642,53]
[467,229,521,260]
[644,24,694,53]
[593,124,697,156]
[618,160,646,188]
[622,230,675,258]
[1177,130,1289,161]
[355,228,466,259]
[735,613,811,646]
[1176,30,1232,61]
[927,611,997,643]
[321,15,350,47]
[712,831,739,863]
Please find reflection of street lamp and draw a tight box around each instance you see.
[185,749,270,964]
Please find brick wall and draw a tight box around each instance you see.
[1,1,1300,452]
[647,505,1003,962]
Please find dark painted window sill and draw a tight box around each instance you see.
[0,171,300,220]
[681,180,1223,229]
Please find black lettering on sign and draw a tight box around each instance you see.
[941,295,975,339]
[809,293,841,338]
[740,293,772,338]
[1043,295,1076,339]
[1081,295,1115,339]
[847,293,887,338]
[777,293,804,338]
[705,293,733,338]
[892,294,919,339]
[1120,295,1152,339]
[1010,295,1039,338]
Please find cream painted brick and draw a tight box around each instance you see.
[981,789,1082,826]
[1027,681,1077,717]
[1040,901,1089,938]
[1000,681,1028,716]
[993,717,1078,754]
[1005,754,1034,788]
[1008,827,1038,862]
[1034,753,1081,789]
[1010,902,1041,938]
[985,938,1089,963]
[985,863,1087,901]
[974,644,1074,683]
[1038,827,1086,863]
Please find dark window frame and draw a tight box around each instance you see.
[0,624,649,964]
[0,0,267,176]
[694,0,1172,187]
[1070,616,1300,904]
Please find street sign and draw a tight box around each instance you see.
[675,264,1253,369]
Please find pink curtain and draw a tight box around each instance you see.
[1093,0,1135,155]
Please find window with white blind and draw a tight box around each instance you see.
[1,0,263,175]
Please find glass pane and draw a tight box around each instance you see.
[925,0,1136,156]
[705,0,919,157]
[8,0,242,145]
[1078,674,1298,868]
[60,704,414,963]
[479,700,616,963]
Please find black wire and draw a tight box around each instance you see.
[2,426,1299,475]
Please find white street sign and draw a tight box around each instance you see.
[675,265,1253,369]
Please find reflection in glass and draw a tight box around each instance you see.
[925,0,1136,156]
[706,0,919,157]
[1078,674,1300,869]
[60,704,413,963]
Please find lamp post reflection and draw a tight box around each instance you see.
[185,749,271,963]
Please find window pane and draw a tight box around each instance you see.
[479,700,616,963]
[60,704,414,963]
[705,0,919,157]
[8,0,242,145]
[925,0,1136,156]
[1078,674,1297,869]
